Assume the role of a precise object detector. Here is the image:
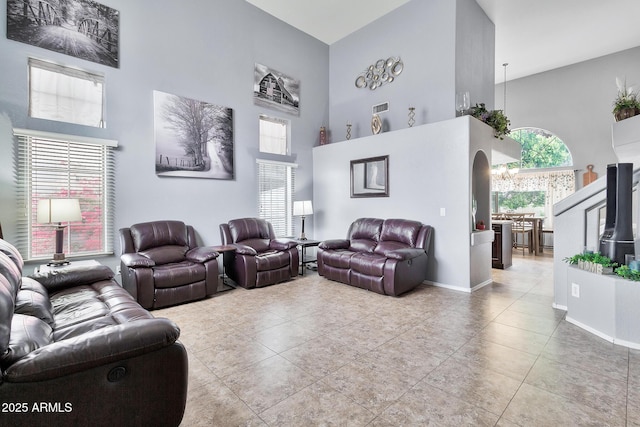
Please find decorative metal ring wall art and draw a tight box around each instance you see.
[355,56,403,90]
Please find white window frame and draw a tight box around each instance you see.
[257,159,297,237]
[259,114,290,155]
[14,128,117,261]
[28,58,106,128]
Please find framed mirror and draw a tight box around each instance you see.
[350,155,389,198]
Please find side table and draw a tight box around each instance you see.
[35,259,101,274]
[211,244,237,291]
[291,239,321,275]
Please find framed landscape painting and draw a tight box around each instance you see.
[6,0,120,67]
[154,91,234,180]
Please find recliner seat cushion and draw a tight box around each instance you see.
[140,245,188,265]
[255,251,290,271]
[152,261,206,288]
[238,238,271,253]
[321,250,356,269]
[350,253,386,276]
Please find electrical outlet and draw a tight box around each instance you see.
[440,208,446,216]
[571,282,580,298]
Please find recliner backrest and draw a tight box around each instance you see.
[129,221,189,252]
[228,218,274,243]
[347,218,384,253]
[380,219,423,248]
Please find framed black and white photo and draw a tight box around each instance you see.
[154,91,234,180]
[7,0,120,68]
[351,155,389,198]
[253,63,300,116]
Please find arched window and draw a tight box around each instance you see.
[509,127,572,169]
[492,128,575,232]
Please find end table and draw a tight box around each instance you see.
[291,239,321,275]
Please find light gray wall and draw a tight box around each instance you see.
[0,0,329,269]
[327,0,494,142]
[496,46,640,188]
[328,0,457,140]
[313,117,497,290]
[455,0,495,110]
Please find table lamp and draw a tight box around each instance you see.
[37,198,82,266]
[293,200,313,240]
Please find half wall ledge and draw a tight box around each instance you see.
[566,266,640,349]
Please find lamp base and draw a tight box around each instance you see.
[298,233,307,241]
[47,253,70,267]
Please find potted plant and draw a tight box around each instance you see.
[468,103,511,139]
[613,77,640,122]
[564,251,617,275]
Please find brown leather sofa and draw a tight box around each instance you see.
[219,218,299,288]
[119,220,219,309]
[0,238,187,427]
[317,218,433,296]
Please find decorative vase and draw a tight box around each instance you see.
[319,126,327,145]
[346,122,352,140]
[408,107,415,127]
[614,107,640,122]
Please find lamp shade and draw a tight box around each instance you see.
[37,198,82,224]
[293,200,313,216]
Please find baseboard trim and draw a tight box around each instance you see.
[565,316,614,344]
[552,303,568,311]
[425,279,493,294]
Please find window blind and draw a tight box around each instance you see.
[14,129,117,261]
[257,159,296,237]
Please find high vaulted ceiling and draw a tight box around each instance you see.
[246,0,640,83]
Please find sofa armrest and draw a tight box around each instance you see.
[234,244,257,256]
[29,265,115,293]
[319,239,350,250]
[381,248,426,261]
[4,318,179,383]
[120,253,155,268]
[186,246,219,263]
[270,238,297,251]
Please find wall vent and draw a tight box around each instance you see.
[372,102,389,115]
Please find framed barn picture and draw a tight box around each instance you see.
[253,63,300,116]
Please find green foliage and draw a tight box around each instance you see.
[508,128,572,169]
[497,191,545,211]
[614,265,640,281]
[469,103,511,139]
[564,252,617,268]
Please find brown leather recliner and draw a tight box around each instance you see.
[318,218,433,296]
[119,220,219,309]
[219,218,299,288]
[0,238,188,426]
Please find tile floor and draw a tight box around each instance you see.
[154,253,640,426]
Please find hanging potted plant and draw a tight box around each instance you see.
[613,77,640,122]
[468,103,511,139]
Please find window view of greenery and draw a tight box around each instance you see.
[507,128,572,169]
[493,127,573,215]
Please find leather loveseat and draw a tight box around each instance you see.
[220,218,299,288]
[317,218,433,296]
[0,238,188,427]
[120,220,219,309]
